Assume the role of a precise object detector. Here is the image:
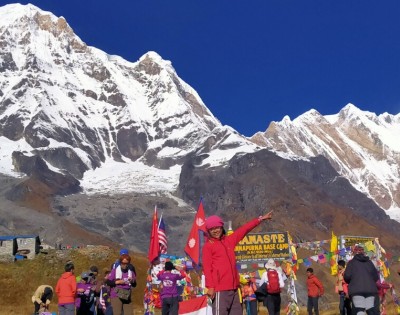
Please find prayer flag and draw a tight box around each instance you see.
[318,254,327,264]
[303,258,312,267]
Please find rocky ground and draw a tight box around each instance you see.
[1,246,399,315]
[0,174,117,248]
[0,173,196,254]
[51,191,196,254]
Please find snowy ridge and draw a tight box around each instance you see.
[251,103,400,220]
[0,3,399,223]
[0,3,257,195]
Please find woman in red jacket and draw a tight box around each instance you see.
[56,262,77,315]
[202,211,273,315]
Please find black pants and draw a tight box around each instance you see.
[263,294,281,315]
[34,302,41,315]
[77,303,95,315]
[244,299,258,315]
[307,296,319,315]
[339,292,352,315]
[97,305,114,315]
[162,296,180,315]
[34,295,48,314]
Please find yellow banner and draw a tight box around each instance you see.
[330,231,338,276]
[235,232,290,262]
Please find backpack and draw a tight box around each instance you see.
[266,269,281,294]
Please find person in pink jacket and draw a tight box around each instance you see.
[202,211,273,315]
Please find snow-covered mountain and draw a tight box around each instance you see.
[251,104,400,220]
[0,3,400,253]
[0,3,257,195]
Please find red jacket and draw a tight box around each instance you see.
[307,274,324,297]
[56,272,77,304]
[202,218,260,292]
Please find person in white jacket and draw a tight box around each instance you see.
[32,285,53,315]
[260,259,285,315]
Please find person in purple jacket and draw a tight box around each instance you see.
[157,261,186,315]
[76,271,95,315]
[106,254,136,315]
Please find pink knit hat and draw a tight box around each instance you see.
[205,215,224,230]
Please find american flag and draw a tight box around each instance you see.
[158,215,168,254]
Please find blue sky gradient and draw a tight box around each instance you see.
[2,0,400,136]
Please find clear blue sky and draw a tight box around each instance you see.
[3,1,400,136]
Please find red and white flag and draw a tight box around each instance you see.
[179,296,211,315]
[184,199,207,265]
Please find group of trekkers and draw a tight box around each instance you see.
[200,212,385,315]
[241,260,325,315]
[236,245,387,315]
[32,249,136,315]
[32,211,388,315]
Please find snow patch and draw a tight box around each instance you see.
[80,161,181,194]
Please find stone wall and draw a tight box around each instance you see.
[16,237,38,259]
[0,239,15,261]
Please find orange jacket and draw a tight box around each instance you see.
[242,282,257,301]
[56,272,77,304]
[307,274,324,297]
[335,269,348,295]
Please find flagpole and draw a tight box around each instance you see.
[158,212,163,229]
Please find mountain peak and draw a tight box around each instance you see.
[0,3,39,16]
[140,51,165,63]
[281,115,292,125]
[137,51,173,76]
[339,103,371,119]
[0,2,251,197]
[293,108,323,123]
[254,103,400,218]
[0,3,76,40]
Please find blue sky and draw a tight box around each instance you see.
[2,1,400,136]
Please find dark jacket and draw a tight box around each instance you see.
[255,282,268,302]
[343,254,379,297]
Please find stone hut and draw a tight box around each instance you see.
[15,235,41,259]
[0,236,17,262]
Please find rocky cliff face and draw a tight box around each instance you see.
[0,3,257,251]
[0,3,255,196]
[0,3,399,257]
[251,105,400,219]
[179,149,400,244]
